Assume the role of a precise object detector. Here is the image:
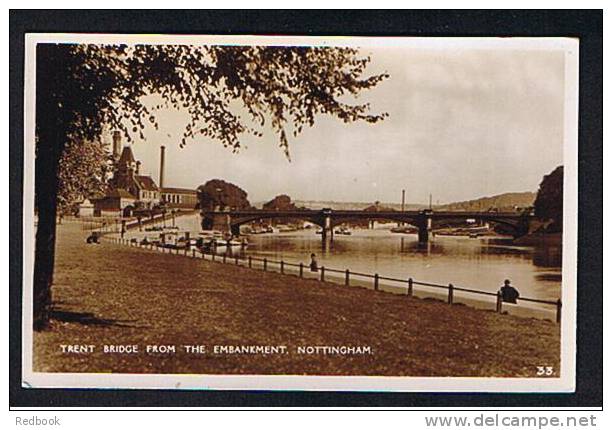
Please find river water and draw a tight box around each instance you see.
[167,214,562,306]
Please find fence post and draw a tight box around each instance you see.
[248,256,252,268]
[556,299,562,324]
[192,249,196,258]
[448,283,454,304]
[235,256,239,265]
[280,261,284,274]
[212,251,215,261]
[345,269,350,286]
[223,254,226,264]
[263,258,267,271]
[374,274,380,291]
[496,291,502,313]
[299,263,303,278]
[320,266,325,282]
[408,278,413,296]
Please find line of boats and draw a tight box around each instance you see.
[315,226,353,235]
[129,223,495,251]
[389,224,493,238]
[133,229,248,251]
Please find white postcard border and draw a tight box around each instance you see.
[21,34,579,392]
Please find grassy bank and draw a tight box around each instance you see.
[33,223,560,377]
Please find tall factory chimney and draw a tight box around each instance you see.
[112,131,122,159]
[159,145,166,189]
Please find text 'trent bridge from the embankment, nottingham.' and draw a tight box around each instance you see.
[201,209,535,243]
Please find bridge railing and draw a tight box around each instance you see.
[104,236,562,324]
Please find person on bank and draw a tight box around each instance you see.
[499,279,520,303]
[86,231,99,244]
[310,253,318,272]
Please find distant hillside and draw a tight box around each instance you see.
[437,192,536,212]
[292,200,427,211]
[254,192,535,212]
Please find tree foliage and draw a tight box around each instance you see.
[533,165,563,231]
[262,194,298,211]
[40,44,388,159]
[57,138,112,215]
[198,179,252,211]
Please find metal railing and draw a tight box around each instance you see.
[104,236,562,324]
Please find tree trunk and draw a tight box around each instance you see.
[32,132,61,331]
[32,43,73,330]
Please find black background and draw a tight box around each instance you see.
[9,9,603,408]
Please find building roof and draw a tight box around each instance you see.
[106,188,137,199]
[118,146,136,165]
[161,187,197,195]
[135,175,159,191]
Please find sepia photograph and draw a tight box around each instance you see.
[20,33,578,392]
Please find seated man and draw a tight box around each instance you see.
[499,279,520,304]
[309,253,318,272]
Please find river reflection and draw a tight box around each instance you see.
[243,229,562,302]
[172,216,562,302]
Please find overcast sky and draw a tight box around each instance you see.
[120,44,566,205]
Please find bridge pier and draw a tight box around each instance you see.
[320,209,333,246]
[417,210,433,244]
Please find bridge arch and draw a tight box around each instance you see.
[433,214,529,237]
[329,215,419,228]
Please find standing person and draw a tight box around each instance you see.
[499,279,520,304]
[310,253,318,272]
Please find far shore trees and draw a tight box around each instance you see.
[534,165,564,232]
[262,194,303,226]
[198,179,252,212]
[34,43,389,329]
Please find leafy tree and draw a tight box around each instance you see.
[198,179,252,212]
[262,194,297,211]
[533,165,564,232]
[262,194,302,226]
[34,43,388,330]
[57,138,112,215]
